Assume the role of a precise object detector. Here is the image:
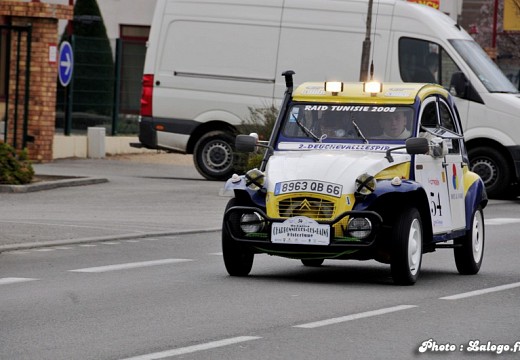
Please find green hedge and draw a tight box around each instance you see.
[0,143,34,185]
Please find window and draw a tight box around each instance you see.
[399,37,461,89]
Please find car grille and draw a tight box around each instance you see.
[277,196,336,219]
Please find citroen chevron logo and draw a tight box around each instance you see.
[298,199,312,211]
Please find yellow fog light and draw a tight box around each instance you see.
[363,81,382,94]
[324,81,344,95]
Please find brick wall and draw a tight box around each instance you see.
[0,1,72,162]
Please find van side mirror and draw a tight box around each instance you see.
[449,71,484,104]
[449,71,468,98]
[235,135,257,153]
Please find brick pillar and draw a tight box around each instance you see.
[0,1,72,162]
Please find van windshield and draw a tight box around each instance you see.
[450,39,519,93]
[282,104,415,142]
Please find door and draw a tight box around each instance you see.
[414,96,466,234]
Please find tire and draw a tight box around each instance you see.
[454,206,484,275]
[390,208,423,285]
[194,131,235,180]
[468,146,510,198]
[222,198,254,276]
[301,259,324,267]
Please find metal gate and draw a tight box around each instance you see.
[0,24,32,148]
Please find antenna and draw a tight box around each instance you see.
[359,0,373,82]
[369,0,380,81]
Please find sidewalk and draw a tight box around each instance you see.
[0,153,227,252]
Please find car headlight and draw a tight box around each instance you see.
[240,212,265,233]
[245,168,265,191]
[355,173,376,196]
[347,217,372,239]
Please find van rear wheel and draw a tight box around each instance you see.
[194,131,235,180]
[468,146,510,198]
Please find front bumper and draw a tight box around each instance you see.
[223,206,383,256]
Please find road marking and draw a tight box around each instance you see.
[293,304,417,329]
[0,277,38,285]
[69,259,193,273]
[119,336,261,360]
[486,218,520,225]
[440,282,520,300]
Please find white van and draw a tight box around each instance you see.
[134,0,520,198]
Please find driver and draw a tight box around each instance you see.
[320,112,346,138]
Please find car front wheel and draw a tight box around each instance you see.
[390,208,423,285]
[222,198,254,276]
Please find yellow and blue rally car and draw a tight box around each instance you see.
[222,71,487,285]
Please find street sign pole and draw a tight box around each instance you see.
[58,39,74,135]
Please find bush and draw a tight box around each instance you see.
[0,143,35,185]
[234,104,279,173]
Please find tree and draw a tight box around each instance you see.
[58,0,114,118]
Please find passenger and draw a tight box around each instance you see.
[377,110,411,139]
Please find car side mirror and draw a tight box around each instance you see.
[406,137,429,155]
[235,135,257,153]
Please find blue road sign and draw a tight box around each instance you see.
[58,41,74,87]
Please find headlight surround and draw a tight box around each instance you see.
[239,212,265,233]
[355,173,376,196]
[347,217,372,239]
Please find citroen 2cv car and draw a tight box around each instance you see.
[222,71,487,285]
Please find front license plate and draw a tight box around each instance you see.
[271,216,330,245]
[274,180,342,197]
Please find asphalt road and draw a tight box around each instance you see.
[1,227,519,360]
[1,156,520,359]
[0,155,229,250]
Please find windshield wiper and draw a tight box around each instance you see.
[352,119,368,143]
[295,117,321,142]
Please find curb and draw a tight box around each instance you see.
[0,177,109,193]
[0,228,221,253]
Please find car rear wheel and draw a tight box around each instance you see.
[222,198,254,276]
[454,206,484,275]
[390,208,423,285]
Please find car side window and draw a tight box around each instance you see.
[439,101,461,154]
[420,102,438,128]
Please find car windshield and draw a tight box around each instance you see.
[449,39,518,93]
[281,104,415,143]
